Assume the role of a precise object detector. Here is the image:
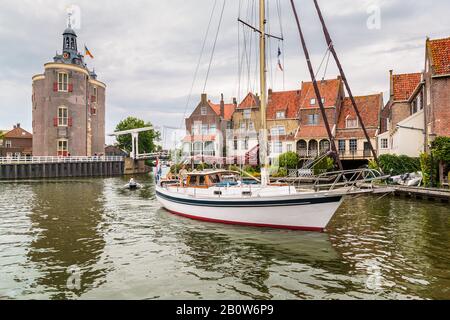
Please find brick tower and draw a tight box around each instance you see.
[32,19,106,156]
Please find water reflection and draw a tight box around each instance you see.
[27,180,108,299]
[328,195,450,299]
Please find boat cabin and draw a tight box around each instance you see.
[185,170,240,188]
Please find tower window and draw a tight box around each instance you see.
[58,73,68,92]
[70,38,75,50]
[65,38,70,49]
[57,139,68,157]
[92,87,98,103]
[58,106,68,126]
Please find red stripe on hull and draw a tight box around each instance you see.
[163,208,324,232]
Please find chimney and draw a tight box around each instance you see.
[232,97,237,106]
[16,123,20,128]
[220,93,225,118]
[201,93,207,104]
[389,70,394,98]
[268,89,273,103]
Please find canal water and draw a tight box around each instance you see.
[0,175,449,300]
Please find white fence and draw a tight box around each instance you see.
[0,156,124,164]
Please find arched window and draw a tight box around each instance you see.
[70,38,75,50]
[65,37,70,49]
[319,139,330,154]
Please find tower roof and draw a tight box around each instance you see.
[63,27,77,36]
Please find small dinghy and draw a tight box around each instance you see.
[124,178,142,190]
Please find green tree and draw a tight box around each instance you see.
[431,136,450,163]
[115,117,160,154]
[278,152,300,169]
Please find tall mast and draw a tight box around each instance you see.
[290,0,343,171]
[312,0,379,167]
[259,0,269,186]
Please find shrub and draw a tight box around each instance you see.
[431,136,450,163]
[377,154,420,176]
[278,152,300,169]
[313,156,334,175]
[271,167,288,177]
[420,152,438,187]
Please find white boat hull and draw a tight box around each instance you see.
[155,186,344,232]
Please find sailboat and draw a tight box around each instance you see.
[155,0,383,232]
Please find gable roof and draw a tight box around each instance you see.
[208,101,236,121]
[295,126,329,139]
[337,94,382,130]
[267,89,301,120]
[299,77,342,109]
[238,93,259,109]
[392,72,421,101]
[427,37,450,76]
[4,126,32,139]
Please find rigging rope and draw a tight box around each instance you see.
[203,0,227,93]
[179,0,218,129]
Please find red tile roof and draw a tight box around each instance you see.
[208,101,236,121]
[427,37,450,76]
[299,78,342,109]
[4,127,32,139]
[295,126,328,139]
[392,73,421,101]
[267,90,301,119]
[336,94,382,139]
[238,93,259,109]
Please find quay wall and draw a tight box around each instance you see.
[0,161,124,180]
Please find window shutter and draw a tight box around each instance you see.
[53,117,58,127]
[68,84,73,92]
[53,82,58,92]
[68,117,73,127]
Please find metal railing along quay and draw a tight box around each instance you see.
[0,156,124,165]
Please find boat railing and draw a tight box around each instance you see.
[312,168,389,192]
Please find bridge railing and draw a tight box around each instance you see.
[0,156,124,164]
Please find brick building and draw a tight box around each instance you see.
[228,93,260,160]
[183,93,236,161]
[266,89,301,159]
[0,124,33,157]
[32,22,106,156]
[295,77,345,158]
[336,94,382,161]
[378,36,450,157]
[424,36,450,146]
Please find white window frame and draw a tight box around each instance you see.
[201,106,207,115]
[243,109,251,119]
[209,124,216,134]
[57,139,68,156]
[310,98,316,105]
[380,138,389,150]
[273,141,283,154]
[58,72,68,92]
[307,114,319,125]
[287,144,292,152]
[271,126,285,136]
[345,116,358,129]
[58,106,68,127]
[276,111,286,119]
[5,140,12,148]
[248,121,255,131]
[349,139,358,152]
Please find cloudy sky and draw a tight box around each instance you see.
[0,0,449,144]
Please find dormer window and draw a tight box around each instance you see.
[346,115,358,128]
[276,111,285,119]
